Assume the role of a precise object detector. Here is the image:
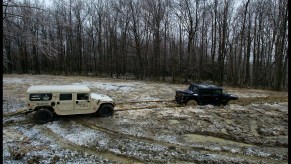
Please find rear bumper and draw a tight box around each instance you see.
[24,109,34,115]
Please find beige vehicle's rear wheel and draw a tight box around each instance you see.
[35,108,53,124]
[186,100,198,106]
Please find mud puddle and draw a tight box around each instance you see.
[250,120,260,137]
[182,134,253,147]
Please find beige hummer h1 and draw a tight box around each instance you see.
[25,85,115,124]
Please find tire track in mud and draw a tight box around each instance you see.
[3,109,26,117]
[208,108,288,148]
[76,119,286,163]
[5,115,287,163]
[116,100,175,104]
[3,100,288,162]
[232,96,288,106]
[114,100,179,111]
[3,119,33,127]
[35,125,141,163]
[3,114,34,127]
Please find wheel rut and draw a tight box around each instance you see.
[35,125,140,163]
[75,119,285,163]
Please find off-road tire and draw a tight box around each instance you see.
[98,104,114,117]
[35,108,53,124]
[186,100,198,106]
[222,101,229,106]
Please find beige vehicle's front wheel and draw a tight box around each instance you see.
[186,100,198,106]
[98,104,114,117]
[35,108,53,124]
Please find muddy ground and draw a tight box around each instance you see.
[3,74,288,163]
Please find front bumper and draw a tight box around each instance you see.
[175,95,185,104]
[230,96,238,100]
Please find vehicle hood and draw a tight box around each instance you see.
[90,93,113,102]
[176,89,193,95]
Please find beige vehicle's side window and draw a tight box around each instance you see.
[57,93,73,111]
[30,93,52,101]
[60,94,72,101]
[77,93,89,100]
[76,93,90,110]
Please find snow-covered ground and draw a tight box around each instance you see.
[3,74,288,163]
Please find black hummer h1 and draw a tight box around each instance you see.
[175,83,238,106]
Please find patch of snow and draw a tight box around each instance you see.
[72,82,136,92]
[15,126,55,148]
[46,121,109,147]
[208,146,222,151]
[262,103,288,112]
[3,99,26,114]
[139,96,157,101]
[228,104,247,110]
[120,109,154,119]
[157,108,191,118]
[244,147,271,157]
[232,93,269,98]
[187,107,206,113]
[3,127,23,144]
[3,78,34,84]
[3,115,27,124]
[110,148,121,154]
[230,148,240,153]
[198,105,214,109]
[156,135,178,144]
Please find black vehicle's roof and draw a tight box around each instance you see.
[190,83,222,89]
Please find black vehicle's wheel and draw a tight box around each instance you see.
[35,108,53,124]
[98,104,114,117]
[222,101,229,106]
[186,100,198,106]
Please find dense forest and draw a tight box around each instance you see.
[3,0,288,90]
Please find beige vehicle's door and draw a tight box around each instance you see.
[74,93,91,114]
[56,93,74,115]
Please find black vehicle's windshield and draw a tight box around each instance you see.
[188,85,198,94]
[213,89,222,94]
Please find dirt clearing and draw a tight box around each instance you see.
[3,74,288,163]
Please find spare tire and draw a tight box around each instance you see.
[98,104,114,117]
[35,108,53,124]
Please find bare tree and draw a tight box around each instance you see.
[3,0,288,90]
